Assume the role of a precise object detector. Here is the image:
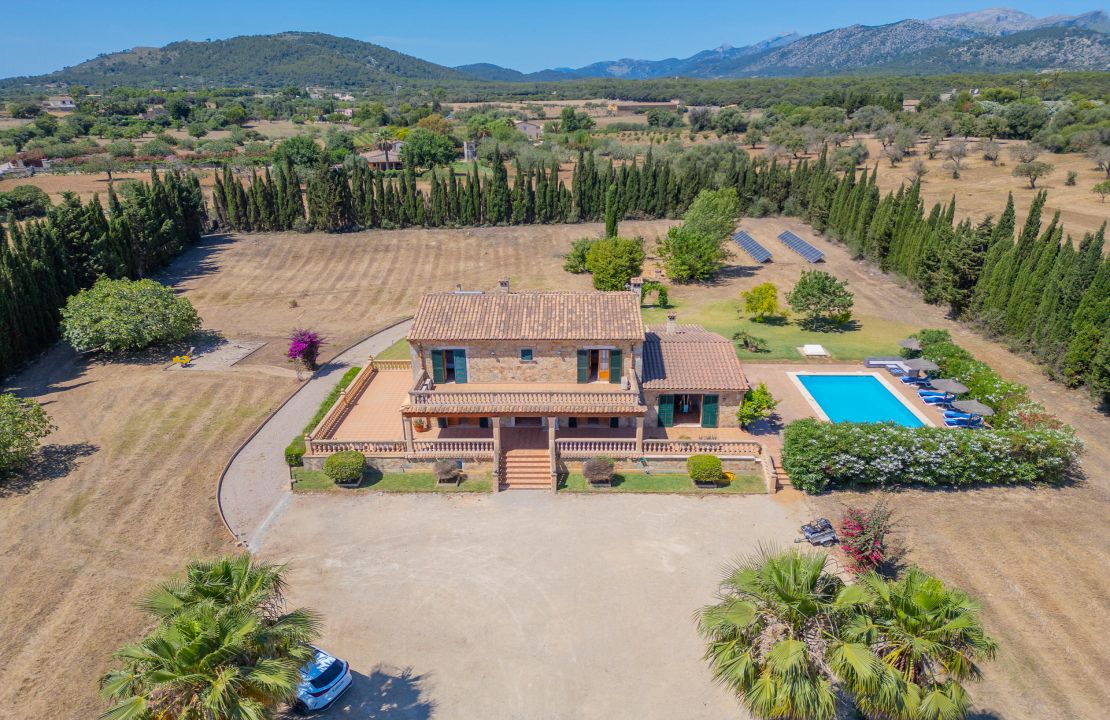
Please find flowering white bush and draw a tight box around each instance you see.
[782,419,1081,493]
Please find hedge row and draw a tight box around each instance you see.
[781,419,1081,494]
[284,366,361,467]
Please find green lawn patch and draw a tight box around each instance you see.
[643,298,915,361]
[375,338,411,360]
[292,468,491,493]
[560,471,764,494]
[284,366,361,466]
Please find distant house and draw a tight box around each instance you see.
[338,107,356,118]
[515,120,543,140]
[359,141,405,171]
[901,99,920,114]
[141,107,168,121]
[334,92,355,102]
[607,100,680,115]
[938,89,957,103]
[42,95,76,112]
[0,157,51,179]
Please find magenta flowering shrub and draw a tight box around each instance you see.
[287,329,324,369]
[839,500,895,574]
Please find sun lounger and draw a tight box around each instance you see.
[917,389,947,397]
[944,411,976,420]
[944,417,983,428]
[901,376,932,385]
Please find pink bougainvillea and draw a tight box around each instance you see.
[287,329,324,370]
[839,500,895,574]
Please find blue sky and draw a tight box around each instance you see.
[1,1,1102,77]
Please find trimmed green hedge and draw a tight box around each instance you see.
[284,366,361,466]
[323,450,366,483]
[781,419,1081,493]
[687,454,723,484]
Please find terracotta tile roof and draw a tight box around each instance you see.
[641,325,749,391]
[409,290,644,342]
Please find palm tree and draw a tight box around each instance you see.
[100,608,307,720]
[373,128,395,166]
[697,547,879,720]
[141,555,291,620]
[843,569,998,720]
[101,556,320,720]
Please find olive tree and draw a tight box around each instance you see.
[61,278,201,353]
[0,394,55,476]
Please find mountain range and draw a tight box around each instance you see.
[461,8,1110,80]
[2,8,1107,90]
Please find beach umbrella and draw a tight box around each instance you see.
[903,358,939,372]
[898,338,922,351]
[930,379,969,394]
[951,399,995,416]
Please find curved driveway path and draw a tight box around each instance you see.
[218,319,412,551]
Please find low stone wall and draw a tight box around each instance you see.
[559,457,762,478]
[304,455,494,478]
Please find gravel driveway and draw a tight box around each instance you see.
[259,490,807,719]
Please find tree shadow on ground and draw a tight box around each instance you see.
[744,412,784,437]
[304,666,435,719]
[967,711,1004,720]
[0,442,99,497]
[154,233,236,288]
[707,264,760,284]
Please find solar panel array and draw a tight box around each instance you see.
[777,230,825,262]
[733,230,772,263]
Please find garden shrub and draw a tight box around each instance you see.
[284,366,361,466]
[839,499,896,574]
[0,393,56,476]
[323,450,365,484]
[781,419,1081,493]
[563,237,595,273]
[687,454,723,485]
[583,456,615,484]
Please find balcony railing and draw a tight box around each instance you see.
[642,439,761,456]
[306,438,494,458]
[554,438,762,459]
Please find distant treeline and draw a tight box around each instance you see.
[213,145,1109,401]
[1,171,205,378]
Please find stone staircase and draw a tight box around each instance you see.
[500,448,552,490]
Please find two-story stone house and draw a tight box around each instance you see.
[306,279,752,489]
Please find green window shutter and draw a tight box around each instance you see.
[479,417,489,429]
[437,417,447,429]
[609,349,622,384]
[453,349,468,384]
[568,416,577,428]
[431,350,445,384]
[657,394,674,427]
[701,394,719,428]
[609,417,620,428]
[577,349,589,383]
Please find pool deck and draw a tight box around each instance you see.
[743,363,948,430]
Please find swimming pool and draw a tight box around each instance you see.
[792,373,927,427]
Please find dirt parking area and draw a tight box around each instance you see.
[259,490,806,720]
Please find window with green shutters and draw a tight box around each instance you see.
[700,394,719,428]
[657,394,674,427]
[430,350,445,384]
[609,417,620,428]
[609,349,622,384]
[577,349,589,383]
[452,349,468,384]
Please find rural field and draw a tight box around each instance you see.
[1,218,1108,718]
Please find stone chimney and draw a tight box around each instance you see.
[497,278,510,293]
[629,276,643,301]
[666,312,677,334]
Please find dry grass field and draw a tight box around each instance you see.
[1,218,1107,719]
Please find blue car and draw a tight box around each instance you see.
[293,646,353,715]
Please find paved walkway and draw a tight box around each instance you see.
[218,319,412,550]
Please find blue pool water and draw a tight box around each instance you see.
[796,374,924,427]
